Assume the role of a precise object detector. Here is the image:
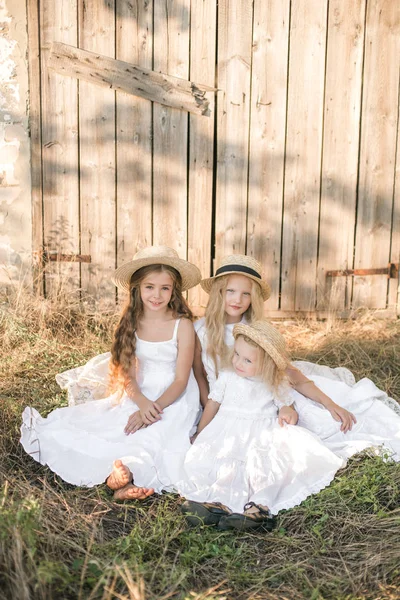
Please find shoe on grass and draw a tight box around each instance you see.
[217,502,275,531]
[180,500,231,526]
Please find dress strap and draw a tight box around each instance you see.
[172,318,181,341]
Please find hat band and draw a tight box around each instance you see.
[215,264,261,279]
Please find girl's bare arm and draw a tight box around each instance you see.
[156,318,195,410]
[285,364,356,433]
[193,334,210,408]
[193,398,220,439]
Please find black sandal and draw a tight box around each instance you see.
[218,502,275,531]
[180,500,231,526]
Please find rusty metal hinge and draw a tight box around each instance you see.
[326,263,398,279]
[34,249,91,264]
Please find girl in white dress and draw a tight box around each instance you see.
[20,246,202,500]
[178,320,345,530]
[194,255,400,462]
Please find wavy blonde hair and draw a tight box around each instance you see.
[204,274,264,377]
[109,264,193,397]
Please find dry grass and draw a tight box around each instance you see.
[1,287,400,600]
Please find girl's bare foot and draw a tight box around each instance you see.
[113,483,155,501]
[106,459,132,490]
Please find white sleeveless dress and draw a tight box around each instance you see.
[20,319,200,490]
[176,371,345,515]
[195,317,400,462]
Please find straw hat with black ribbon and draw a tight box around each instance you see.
[112,246,202,293]
[233,319,289,371]
[200,255,271,301]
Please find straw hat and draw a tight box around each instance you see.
[112,246,202,292]
[200,255,271,300]
[233,320,289,371]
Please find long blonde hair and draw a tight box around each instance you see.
[109,264,193,395]
[204,274,264,377]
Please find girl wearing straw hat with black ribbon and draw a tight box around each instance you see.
[21,246,202,500]
[194,254,357,431]
[178,320,345,530]
[194,255,400,467]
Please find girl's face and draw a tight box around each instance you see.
[224,274,252,323]
[232,336,261,378]
[140,271,174,312]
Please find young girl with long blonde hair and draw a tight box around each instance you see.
[194,255,400,463]
[21,246,202,500]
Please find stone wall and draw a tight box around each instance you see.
[0,0,31,287]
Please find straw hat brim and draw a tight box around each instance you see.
[200,271,271,301]
[233,322,289,371]
[112,256,201,292]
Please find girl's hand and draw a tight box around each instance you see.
[124,412,147,435]
[140,399,163,425]
[278,405,299,427]
[327,403,357,433]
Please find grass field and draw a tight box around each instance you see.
[1,289,400,600]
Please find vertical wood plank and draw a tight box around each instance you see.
[152,0,190,257]
[79,0,116,306]
[26,0,44,294]
[280,0,328,311]
[215,0,253,263]
[116,0,153,270]
[353,0,400,309]
[388,82,400,314]
[187,0,216,311]
[317,0,366,311]
[40,0,80,296]
[247,0,290,310]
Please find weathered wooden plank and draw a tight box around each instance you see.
[26,0,44,294]
[78,0,116,306]
[317,0,366,311]
[388,81,400,314]
[247,0,290,310]
[115,0,153,272]
[49,41,213,117]
[152,0,190,255]
[280,0,328,311]
[353,0,400,309]
[215,0,253,262]
[40,0,80,297]
[263,308,398,320]
[187,0,216,310]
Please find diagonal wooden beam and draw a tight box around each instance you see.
[48,42,214,116]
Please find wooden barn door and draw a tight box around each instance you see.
[28,0,400,316]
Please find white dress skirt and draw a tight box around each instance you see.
[20,319,200,491]
[176,371,345,515]
[195,317,400,462]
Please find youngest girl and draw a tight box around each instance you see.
[177,320,345,530]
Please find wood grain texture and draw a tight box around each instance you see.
[78,0,116,306]
[317,0,366,311]
[281,0,328,311]
[26,0,44,294]
[214,0,253,263]
[187,0,216,310]
[115,0,153,272]
[49,42,212,116]
[353,0,400,309]
[40,0,80,296]
[152,0,190,257]
[247,0,290,310]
